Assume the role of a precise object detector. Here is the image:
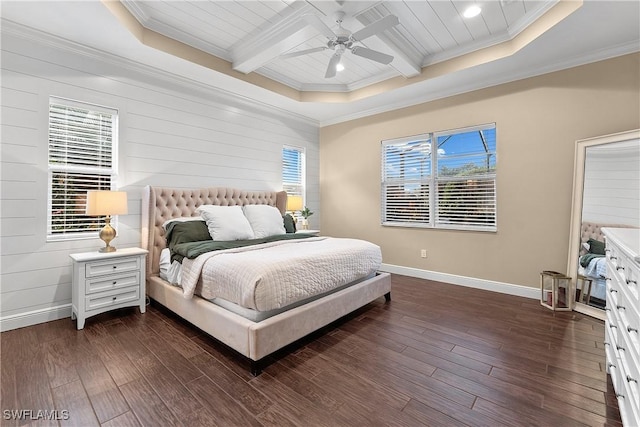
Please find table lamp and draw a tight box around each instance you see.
[85,190,128,252]
[286,195,303,222]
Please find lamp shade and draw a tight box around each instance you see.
[86,191,128,216]
[286,195,303,212]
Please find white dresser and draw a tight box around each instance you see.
[603,227,640,426]
[70,247,148,329]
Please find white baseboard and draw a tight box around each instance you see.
[0,268,537,332]
[380,264,539,300]
[0,304,72,332]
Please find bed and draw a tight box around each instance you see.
[141,186,391,374]
[576,222,607,308]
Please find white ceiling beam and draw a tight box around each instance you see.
[231,3,322,74]
[355,10,422,78]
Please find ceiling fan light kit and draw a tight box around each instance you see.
[285,11,400,79]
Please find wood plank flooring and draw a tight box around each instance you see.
[0,274,622,426]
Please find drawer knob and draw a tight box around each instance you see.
[113,265,117,269]
[616,266,624,271]
[628,326,638,333]
[627,375,638,384]
[112,296,117,301]
[627,279,637,285]
[113,281,117,285]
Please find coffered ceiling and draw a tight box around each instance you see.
[119,0,558,92]
[1,1,639,125]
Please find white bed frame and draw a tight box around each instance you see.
[141,186,391,374]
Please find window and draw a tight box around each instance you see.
[282,145,305,199]
[382,124,496,231]
[47,97,118,240]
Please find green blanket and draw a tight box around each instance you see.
[170,233,316,263]
[579,253,604,268]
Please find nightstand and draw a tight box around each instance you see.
[70,247,148,330]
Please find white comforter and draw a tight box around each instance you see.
[180,237,382,311]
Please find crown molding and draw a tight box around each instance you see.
[0,19,320,127]
[422,0,559,68]
[320,41,640,127]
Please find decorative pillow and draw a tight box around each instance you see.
[587,238,606,255]
[195,205,255,241]
[283,213,296,233]
[162,216,204,230]
[242,205,286,238]
[165,220,211,246]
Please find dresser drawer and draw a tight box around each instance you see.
[85,272,140,294]
[606,324,617,371]
[622,253,639,302]
[618,350,640,424]
[85,257,141,278]
[85,286,140,312]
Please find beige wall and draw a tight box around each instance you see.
[320,53,640,289]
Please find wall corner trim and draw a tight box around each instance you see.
[379,264,539,300]
[0,304,72,332]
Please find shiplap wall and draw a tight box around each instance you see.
[0,26,319,331]
[582,140,640,227]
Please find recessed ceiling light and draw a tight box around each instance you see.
[463,5,482,18]
[336,63,345,72]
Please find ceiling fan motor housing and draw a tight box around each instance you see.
[328,37,352,51]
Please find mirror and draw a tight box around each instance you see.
[568,129,640,320]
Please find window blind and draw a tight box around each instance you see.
[282,146,305,198]
[47,99,118,238]
[435,126,496,231]
[381,124,497,231]
[382,137,431,225]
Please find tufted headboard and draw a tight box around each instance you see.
[580,222,608,246]
[141,186,287,277]
[579,221,636,255]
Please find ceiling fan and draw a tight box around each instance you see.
[282,11,400,78]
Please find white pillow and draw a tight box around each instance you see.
[195,205,255,241]
[242,205,286,239]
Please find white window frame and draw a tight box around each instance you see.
[282,145,306,203]
[47,97,119,241]
[382,123,497,232]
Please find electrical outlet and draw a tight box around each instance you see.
[420,249,427,258]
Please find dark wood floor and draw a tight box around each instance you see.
[1,274,622,426]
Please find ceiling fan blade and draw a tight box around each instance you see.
[324,53,342,78]
[350,46,394,65]
[350,14,399,42]
[302,14,337,40]
[281,47,327,59]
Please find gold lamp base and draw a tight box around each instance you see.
[99,216,117,253]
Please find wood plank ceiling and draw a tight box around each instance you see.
[122,0,556,92]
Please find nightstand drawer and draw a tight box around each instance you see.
[85,272,140,294]
[85,286,140,312]
[85,257,140,278]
